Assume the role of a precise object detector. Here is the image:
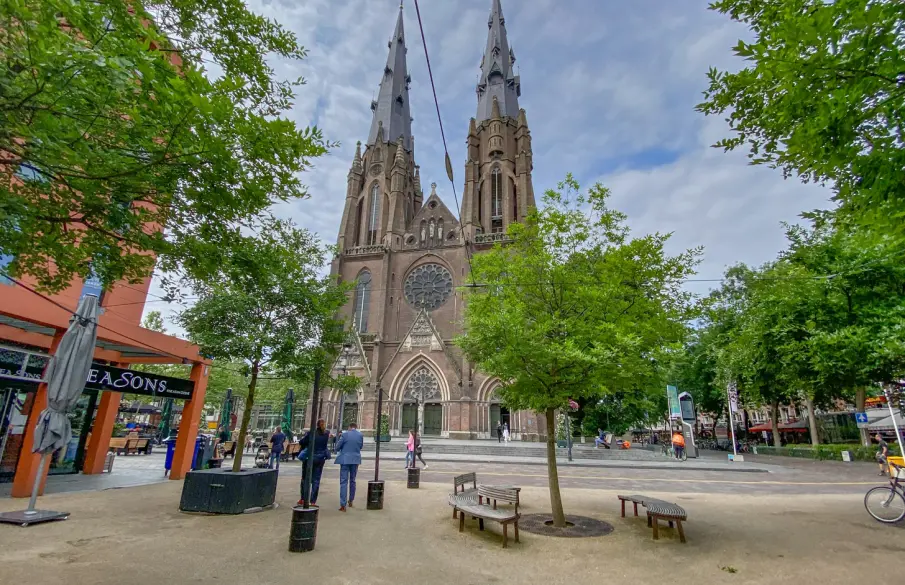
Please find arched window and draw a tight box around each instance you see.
[491,167,503,233]
[354,198,364,247]
[513,184,519,223]
[367,183,380,246]
[477,183,483,225]
[353,270,372,332]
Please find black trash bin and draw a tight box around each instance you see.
[367,480,385,510]
[407,467,420,489]
[289,506,319,553]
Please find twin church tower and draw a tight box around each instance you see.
[327,0,545,441]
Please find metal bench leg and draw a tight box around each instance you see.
[459,511,465,533]
[676,520,686,543]
[633,502,638,517]
[652,516,659,540]
[479,518,484,531]
[621,500,625,517]
[452,507,457,520]
[502,523,508,549]
[668,520,674,528]
[514,521,519,544]
[647,514,652,528]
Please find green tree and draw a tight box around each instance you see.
[698,0,905,239]
[458,176,699,527]
[176,218,348,472]
[0,0,330,293]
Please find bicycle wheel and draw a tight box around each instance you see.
[864,486,905,523]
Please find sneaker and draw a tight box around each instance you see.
[339,506,346,512]
[422,465,428,469]
[348,501,354,508]
[297,499,304,506]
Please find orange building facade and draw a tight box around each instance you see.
[0,267,210,496]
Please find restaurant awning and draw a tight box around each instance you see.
[748,419,809,433]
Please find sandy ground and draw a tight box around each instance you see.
[0,474,895,585]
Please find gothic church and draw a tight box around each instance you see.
[325,0,547,440]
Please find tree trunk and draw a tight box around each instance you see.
[856,387,870,446]
[770,401,781,447]
[544,408,566,528]
[232,362,260,473]
[804,394,819,446]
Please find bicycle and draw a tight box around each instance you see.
[865,462,905,523]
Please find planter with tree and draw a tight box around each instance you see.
[175,218,347,514]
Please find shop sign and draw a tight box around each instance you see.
[85,364,194,400]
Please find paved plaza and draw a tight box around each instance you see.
[0,452,897,584]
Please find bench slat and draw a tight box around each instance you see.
[454,472,476,487]
[457,504,518,522]
[478,486,519,504]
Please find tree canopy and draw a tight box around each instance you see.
[176,218,348,471]
[0,0,330,292]
[698,0,905,239]
[458,176,700,526]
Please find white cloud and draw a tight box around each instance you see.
[148,0,835,332]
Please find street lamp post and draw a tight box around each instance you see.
[335,343,352,435]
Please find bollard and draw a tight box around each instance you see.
[288,505,319,553]
[407,467,420,489]
[367,480,385,510]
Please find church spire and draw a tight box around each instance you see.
[367,3,413,151]
[476,0,520,123]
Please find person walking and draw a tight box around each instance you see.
[405,429,416,468]
[268,426,286,470]
[334,422,364,512]
[414,432,428,469]
[876,433,890,476]
[298,419,331,506]
[496,422,503,443]
[671,429,686,460]
[502,422,511,443]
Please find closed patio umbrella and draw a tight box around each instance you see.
[281,387,294,437]
[158,398,174,441]
[218,389,233,440]
[0,294,99,527]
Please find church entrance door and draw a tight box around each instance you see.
[401,403,417,434]
[423,403,442,436]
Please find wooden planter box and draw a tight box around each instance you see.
[179,468,277,514]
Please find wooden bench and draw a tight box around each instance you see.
[617,494,687,543]
[282,442,301,461]
[455,486,521,548]
[448,472,479,518]
[108,438,128,455]
[134,439,150,455]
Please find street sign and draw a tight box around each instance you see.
[666,385,681,420]
[855,411,870,429]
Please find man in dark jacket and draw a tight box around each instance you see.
[298,419,330,506]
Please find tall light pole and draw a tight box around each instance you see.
[335,343,353,434]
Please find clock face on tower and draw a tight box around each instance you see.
[404,264,454,310]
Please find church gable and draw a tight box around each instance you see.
[400,309,443,352]
[404,183,461,249]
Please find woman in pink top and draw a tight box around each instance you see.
[405,429,415,468]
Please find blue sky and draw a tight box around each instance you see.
[149,0,832,331]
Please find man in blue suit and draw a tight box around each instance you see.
[334,422,364,512]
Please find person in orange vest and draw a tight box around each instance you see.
[671,429,686,460]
